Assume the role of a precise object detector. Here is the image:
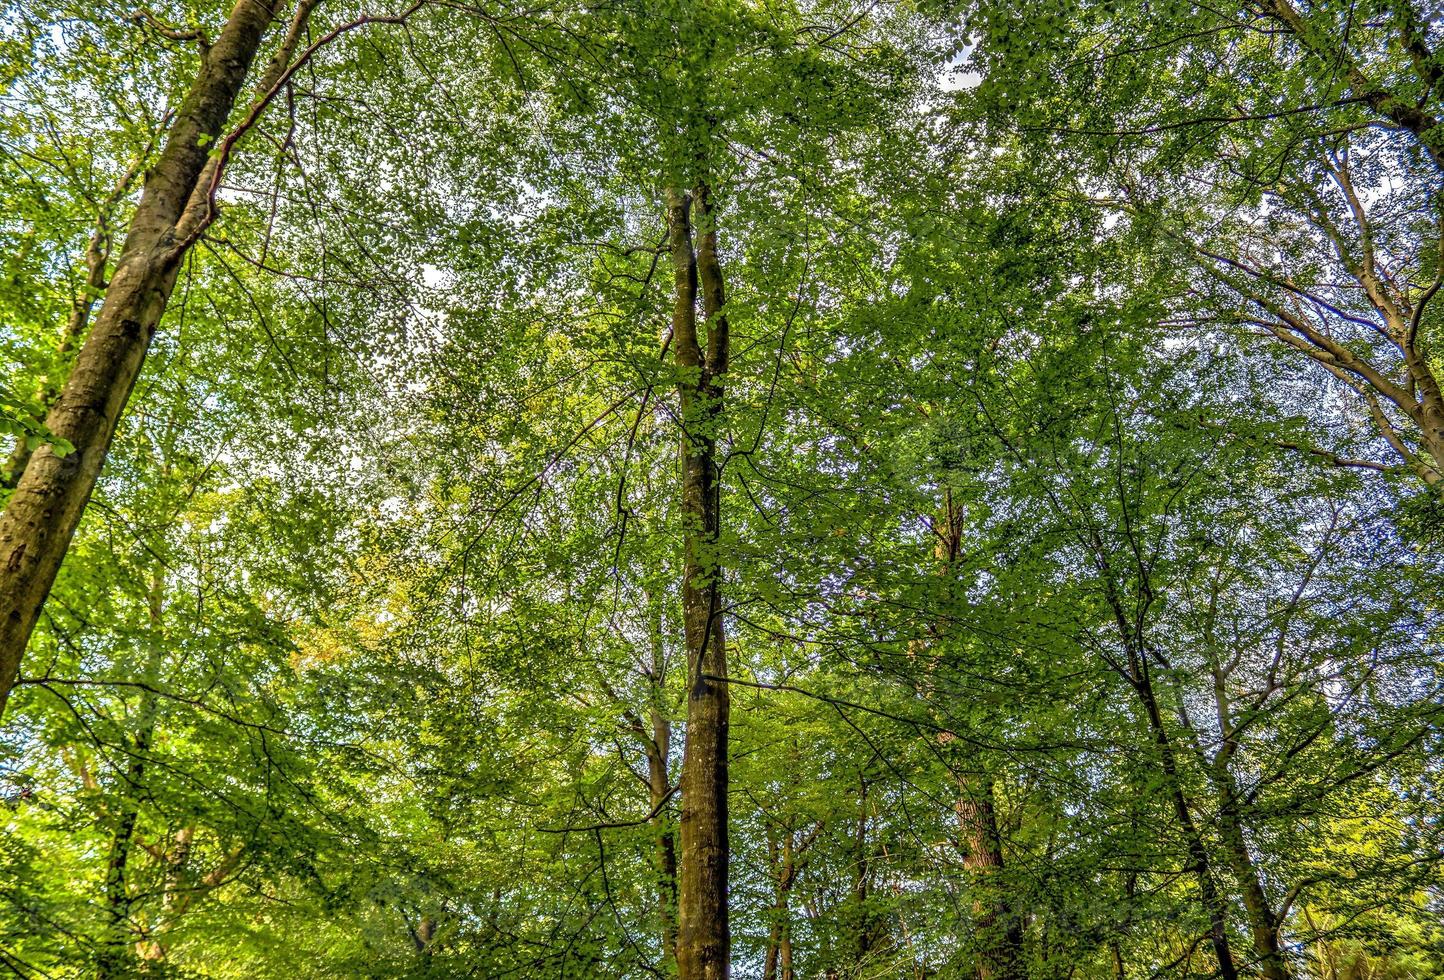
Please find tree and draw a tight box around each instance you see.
[963,0,1444,495]
[2,3,1441,977]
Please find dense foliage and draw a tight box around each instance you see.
[1,1,1440,978]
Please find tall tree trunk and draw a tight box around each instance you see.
[1215,780,1289,980]
[763,824,802,980]
[0,0,294,718]
[1206,678,1291,980]
[763,828,784,980]
[648,701,679,961]
[847,775,888,968]
[1093,543,1239,980]
[669,180,731,980]
[1130,664,1239,980]
[931,488,1025,980]
[96,570,165,979]
[761,897,795,980]
[94,734,150,980]
[136,824,196,964]
[956,777,1025,980]
[764,925,783,980]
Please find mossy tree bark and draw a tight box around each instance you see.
[0,0,318,718]
[667,179,732,980]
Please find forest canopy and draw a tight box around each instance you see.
[1,1,1441,978]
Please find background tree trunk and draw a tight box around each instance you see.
[95,569,165,979]
[956,777,1025,980]
[1217,791,1289,980]
[648,703,679,961]
[1131,667,1239,980]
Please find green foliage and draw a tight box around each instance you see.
[1,1,1441,978]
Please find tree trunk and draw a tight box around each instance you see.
[763,824,799,980]
[846,775,888,968]
[95,568,166,978]
[648,703,679,961]
[2,185,127,489]
[135,824,196,964]
[956,777,1025,980]
[94,746,148,980]
[762,909,795,980]
[1090,517,1240,980]
[1215,781,1289,980]
[0,0,287,718]
[1400,345,1444,480]
[669,180,731,980]
[931,489,1025,980]
[762,871,785,980]
[1198,671,1293,980]
[1131,666,1239,980]
[764,918,782,980]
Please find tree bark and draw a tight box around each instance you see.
[1205,678,1292,980]
[669,180,731,980]
[94,738,150,980]
[763,820,811,980]
[135,824,195,964]
[95,570,165,979]
[845,775,889,968]
[1088,526,1240,980]
[0,0,287,719]
[648,701,679,961]
[764,924,782,980]
[1215,776,1290,980]
[762,825,786,980]
[1,166,139,490]
[956,777,1025,980]
[931,490,1025,980]
[1131,665,1239,980]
